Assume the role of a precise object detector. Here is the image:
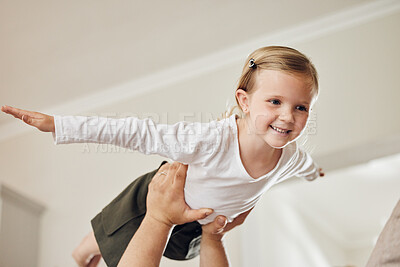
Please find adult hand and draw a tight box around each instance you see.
[72,231,102,267]
[199,209,253,267]
[118,162,214,267]
[202,208,253,241]
[1,105,55,132]
[146,162,213,227]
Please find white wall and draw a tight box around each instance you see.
[296,11,400,156]
[241,187,347,267]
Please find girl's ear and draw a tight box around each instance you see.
[236,89,250,114]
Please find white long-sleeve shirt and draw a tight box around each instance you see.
[52,114,319,224]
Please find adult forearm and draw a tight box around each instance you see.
[117,215,172,267]
[200,236,230,267]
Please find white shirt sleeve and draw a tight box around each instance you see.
[52,115,223,164]
[294,148,320,181]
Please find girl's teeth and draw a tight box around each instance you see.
[271,126,289,134]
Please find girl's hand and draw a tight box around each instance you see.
[1,105,55,133]
[319,168,325,177]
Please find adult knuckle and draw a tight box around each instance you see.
[163,162,171,168]
[170,162,179,170]
[160,163,170,170]
[158,167,169,175]
[175,171,183,179]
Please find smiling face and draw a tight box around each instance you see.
[236,69,315,149]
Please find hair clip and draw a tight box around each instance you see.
[249,58,257,69]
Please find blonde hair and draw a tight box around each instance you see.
[226,46,319,118]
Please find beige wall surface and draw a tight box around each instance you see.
[297,11,400,156]
[0,6,399,267]
[0,0,373,122]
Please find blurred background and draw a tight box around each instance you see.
[0,0,399,266]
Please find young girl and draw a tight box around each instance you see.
[2,46,323,266]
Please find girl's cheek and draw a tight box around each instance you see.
[299,121,308,132]
[253,115,270,134]
[297,114,309,125]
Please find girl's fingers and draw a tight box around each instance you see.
[2,105,36,119]
[1,106,19,118]
[2,106,24,118]
[16,108,36,118]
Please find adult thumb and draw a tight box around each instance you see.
[213,216,227,234]
[185,208,213,222]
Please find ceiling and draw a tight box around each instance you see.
[1,0,375,125]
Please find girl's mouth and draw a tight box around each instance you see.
[270,125,292,134]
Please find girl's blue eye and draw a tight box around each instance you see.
[269,99,280,105]
[296,105,308,112]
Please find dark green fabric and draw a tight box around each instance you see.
[91,162,202,267]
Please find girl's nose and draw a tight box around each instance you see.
[279,109,294,123]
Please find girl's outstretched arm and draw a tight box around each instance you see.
[48,112,223,165]
[1,105,55,132]
[1,105,220,165]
